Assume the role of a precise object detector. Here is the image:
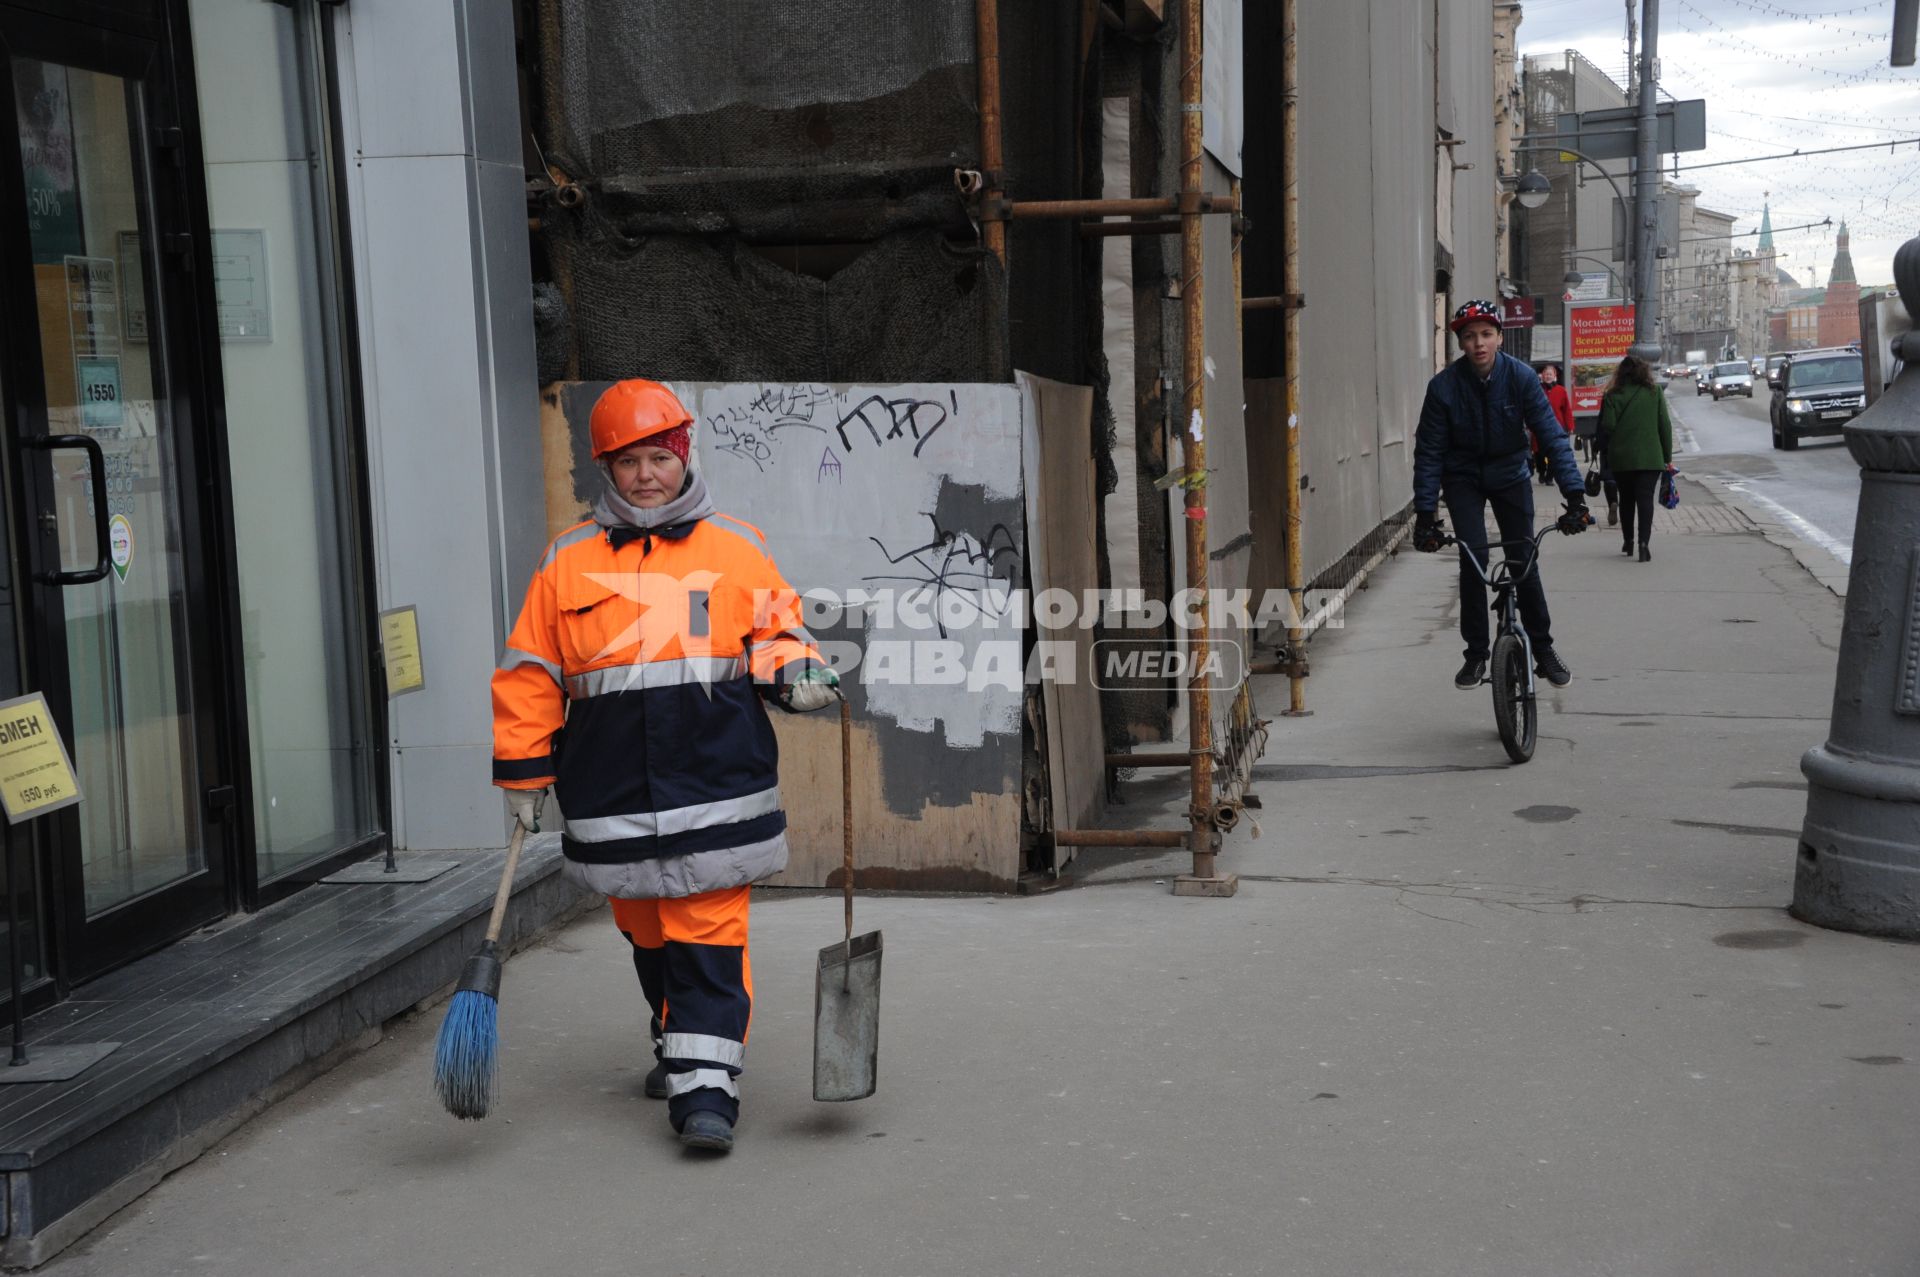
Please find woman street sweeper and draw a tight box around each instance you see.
[490,378,839,1152]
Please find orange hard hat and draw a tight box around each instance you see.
[588,379,693,459]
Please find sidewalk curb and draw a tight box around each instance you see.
[1666,392,1851,599]
[1689,471,1851,599]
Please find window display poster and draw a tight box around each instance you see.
[14,61,82,265]
[212,229,271,342]
[117,230,148,343]
[64,255,119,361]
[76,357,123,431]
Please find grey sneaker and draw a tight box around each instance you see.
[1455,658,1488,689]
[680,1110,734,1152]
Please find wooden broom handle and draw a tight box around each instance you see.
[487,820,528,945]
[841,695,853,943]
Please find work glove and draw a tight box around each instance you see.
[1556,496,1591,535]
[783,666,840,712]
[506,787,545,835]
[1413,511,1447,554]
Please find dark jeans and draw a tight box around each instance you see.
[1616,470,1660,548]
[1443,477,1554,662]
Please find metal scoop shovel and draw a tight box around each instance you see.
[814,696,881,1101]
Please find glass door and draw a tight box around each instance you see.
[0,9,231,980]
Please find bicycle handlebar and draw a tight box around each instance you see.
[1437,523,1560,588]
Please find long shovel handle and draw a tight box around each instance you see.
[840,695,853,945]
[486,820,529,945]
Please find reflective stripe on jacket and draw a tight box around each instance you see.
[491,510,823,884]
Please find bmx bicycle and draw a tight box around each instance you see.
[1431,518,1584,764]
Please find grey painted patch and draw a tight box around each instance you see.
[563,380,616,512]
[1712,929,1808,950]
[858,478,1025,817]
[1514,805,1578,823]
[929,479,1024,593]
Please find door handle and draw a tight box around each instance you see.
[23,435,111,586]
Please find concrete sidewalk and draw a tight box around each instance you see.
[44,484,1919,1277]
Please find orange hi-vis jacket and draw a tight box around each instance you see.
[491,509,823,888]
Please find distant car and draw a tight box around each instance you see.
[1769,350,1866,451]
[1667,364,1692,379]
[1708,360,1753,400]
[1693,364,1715,394]
[1764,353,1788,389]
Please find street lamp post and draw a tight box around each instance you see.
[1630,0,1663,362]
[1794,236,1920,939]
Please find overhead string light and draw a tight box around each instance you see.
[1675,0,1920,86]
[1713,0,1891,37]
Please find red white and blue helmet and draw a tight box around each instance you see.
[1448,299,1503,333]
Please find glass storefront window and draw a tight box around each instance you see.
[14,59,208,917]
[188,0,377,879]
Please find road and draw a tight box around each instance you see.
[1660,378,1860,563]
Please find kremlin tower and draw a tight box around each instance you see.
[1817,222,1861,348]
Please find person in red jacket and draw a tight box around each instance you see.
[492,379,838,1153]
[1536,364,1575,485]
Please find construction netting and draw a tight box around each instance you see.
[537,0,1009,382]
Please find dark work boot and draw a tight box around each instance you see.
[1455,658,1488,689]
[680,1110,734,1152]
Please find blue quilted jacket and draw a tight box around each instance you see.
[1413,351,1583,512]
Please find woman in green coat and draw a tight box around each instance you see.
[1596,356,1673,562]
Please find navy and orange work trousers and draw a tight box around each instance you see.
[611,886,753,1131]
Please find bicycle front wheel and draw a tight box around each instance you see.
[1490,633,1536,764]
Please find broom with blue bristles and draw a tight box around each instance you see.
[433,820,527,1119]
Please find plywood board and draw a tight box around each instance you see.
[540,381,1026,890]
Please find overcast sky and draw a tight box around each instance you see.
[1517,0,1920,290]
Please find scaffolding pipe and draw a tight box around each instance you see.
[976,0,1006,265]
[1106,751,1195,769]
[1241,293,1305,311]
[1178,0,1218,881]
[1281,0,1307,715]
[1054,829,1191,848]
[1006,194,1236,220]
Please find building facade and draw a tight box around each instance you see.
[1517,50,1633,328]
[1660,186,1736,359]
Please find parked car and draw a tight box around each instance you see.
[1769,349,1866,451]
[1764,353,1788,389]
[1708,360,1754,400]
